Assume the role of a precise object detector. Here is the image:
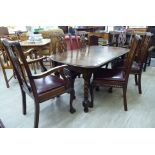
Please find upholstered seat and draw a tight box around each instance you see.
[94,68,125,82]
[33,75,65,94]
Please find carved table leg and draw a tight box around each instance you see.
[82,71,92,112]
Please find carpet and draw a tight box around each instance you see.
[0,119,5,128]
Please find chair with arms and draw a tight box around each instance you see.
[2,39,75,128]
[90,35,141,111]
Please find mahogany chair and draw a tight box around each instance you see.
[130,34,152,94]
[2,39,75,128]
[90,35,141,111]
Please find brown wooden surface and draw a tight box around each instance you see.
[50,45,129,112]
[50,46,129,68]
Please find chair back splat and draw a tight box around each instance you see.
[123,35,141,81]
[2,40,35,96]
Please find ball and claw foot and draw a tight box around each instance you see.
[73,95,76,100]
[89,103,93,108]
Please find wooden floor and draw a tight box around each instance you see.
[0,65,155,128]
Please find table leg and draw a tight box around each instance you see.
[82,71,92,112]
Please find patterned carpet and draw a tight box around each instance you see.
[0,119,5,128]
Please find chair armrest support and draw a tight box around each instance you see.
[27,56,47,64]
[31,65,68,79]
[23,48,35,56]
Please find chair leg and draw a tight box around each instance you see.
[143,56,148,72]
[34,102,40,128]
[138,74,142,94]
[148,54,151,66]
[71,77,76,99]
[123,86,128,111]
[95,86,100,91]
[90,83,94,108]
[69,89,76,113]
[21,90,26,115]
[108,87,113,93]
[0,58,10,88]
[135,74,138,85]
[1,66,10,88]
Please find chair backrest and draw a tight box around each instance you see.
[123,35,141,81]
[69,32,80,48]
[146,26,155,47]
[0,43,13,69]
[117,31,127,47]
[1,39,37,96]
[56,35,67,54]
[138,34,152,67]
[40,29,65,54]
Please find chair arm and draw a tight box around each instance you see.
[23,48,35,56]
[31,65,68,79]
[27,56,47,64]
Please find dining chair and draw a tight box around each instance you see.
[130,33,152,94]
[2,39,76,128]
[90,35,141,111]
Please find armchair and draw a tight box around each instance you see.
[2,39,75,128]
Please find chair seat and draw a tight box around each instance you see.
[94,68,125,82]
[34,75,65,94]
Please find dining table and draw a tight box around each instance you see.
[20,38,51,57]
[50,45,129,112]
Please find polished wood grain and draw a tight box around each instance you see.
[50,45,129,112]
[50,46,129,68]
